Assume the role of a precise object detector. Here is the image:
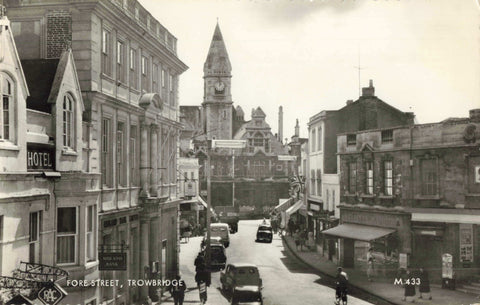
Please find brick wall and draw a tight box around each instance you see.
[47,10,72,59]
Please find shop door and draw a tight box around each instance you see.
[328,239,335,260]
[414,235,442,277]
[343,238,355,268]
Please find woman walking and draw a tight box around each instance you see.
[366,248,375,281]
[418,267,432,300]
[402,269,416,303]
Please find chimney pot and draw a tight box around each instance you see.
[362,80,375,97]
[470,108,480,122]
[346,100,353,105]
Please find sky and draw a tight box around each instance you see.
[140,0,480,138]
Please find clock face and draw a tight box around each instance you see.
[215,81,225,92]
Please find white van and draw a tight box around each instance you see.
[210,223,230,248]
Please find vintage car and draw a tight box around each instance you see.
[255,224,273,243]
[231,286,263,305]
[211,223,231,248]
[199,237,226,270]
[220,263,263,296]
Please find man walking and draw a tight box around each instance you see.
[169,275,186,305]
[335,267,348,305]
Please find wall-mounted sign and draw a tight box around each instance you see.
[185,181,196,197]
[37,283,67,305]
[309,203,320,211]
[27,143,55,171]
[99,253,127,270]
[459,224,473,263]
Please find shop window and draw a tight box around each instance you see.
[384,160,393,196]
[348,162,357,194]
[365,161,374,195]
[57,207,77,264]
[63,94,75,149]
[86,205,96,262]
[421,158,438,196]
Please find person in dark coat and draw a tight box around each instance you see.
[418,267,432,300]
[169,275,186,305]
[402,269,416,303]
[288,218,295,236]
[194,252,205,272]
[335,267,348,305]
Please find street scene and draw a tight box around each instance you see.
[0,0,479,305]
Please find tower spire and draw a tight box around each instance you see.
[204,22,232,76]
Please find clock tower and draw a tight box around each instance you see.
[203,22,233,140]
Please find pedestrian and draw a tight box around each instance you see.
[194,252,205,272]
[299,229,307,251]
[293,229,300,250]
[288,218,295,236]
[402,268,416,303]
[335,267,348,305]
[198,280,207,304]
[169,274,186,305]
[366,248,375,281]
[418,267,432,300]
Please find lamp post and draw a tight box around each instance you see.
[205,140,246,269]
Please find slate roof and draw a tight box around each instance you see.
[21,59,60,113]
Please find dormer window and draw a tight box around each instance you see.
[63,94,74,149]
[347,134,356,146]
[1,74,14,143]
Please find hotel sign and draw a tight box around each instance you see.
[27,143,55,171]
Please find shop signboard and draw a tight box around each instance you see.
[99,253,127,270]
[459,224,473,262]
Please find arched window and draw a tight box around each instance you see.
[63,94,74,149]
[253,132,263,147]
[1,74,13,141]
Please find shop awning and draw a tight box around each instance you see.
[322,223,395,241]
[198,196,217,217]
[275,198,292,212]
[286,200,305,216]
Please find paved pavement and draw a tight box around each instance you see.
[282,234,480,305]
[161,219,373,305]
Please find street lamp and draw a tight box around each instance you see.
[206,140,246,268]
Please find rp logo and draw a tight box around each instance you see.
[37,283,67,305]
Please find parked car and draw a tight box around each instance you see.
[200,241,226,270]
[220,263,263,296]
[256,224,273,243]
[231,286,263,305]
[201,235,223,250]
[211,223,230,248]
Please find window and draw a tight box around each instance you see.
[86,205,95,262]
[348,162,357,194]
[161,69,165,88]
[102,118,113,186]
[421,158,438,196]
[169,74,173,92]
[141,56,149,92]
[381,129,393,143]
[347,134,356,146]
[384,160,393,196]
[317,126,322,151]
[310,169,316,196]
[332,190,335,211]
[253,160,266,178]
[63,95,74,149]
[253,132,263,147]
[129,48,137,89]
[152,64,159,93]
[1,74,13,141]
[311,129,316,152]
[130,125,138,186]
[365,161,374,195]
[117,122,126,186]
[102,29,111,76]
[29,211,41,263]
[57,207,77,264]
[116,40,126,83]
[316,169,322,196]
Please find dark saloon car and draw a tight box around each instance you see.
[255,224,273,243]
[231,286,263,305]
[200,239,227,270]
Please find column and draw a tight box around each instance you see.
[150,124,158,196]
[140,123,149,197]
[157,125,163,195]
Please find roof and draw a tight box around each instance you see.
[21,59,59,112]
[204,22,231,74]
[229,263,258,268]
[252,107,266,118]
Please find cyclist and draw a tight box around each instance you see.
[335,267,348,305]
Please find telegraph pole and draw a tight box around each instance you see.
[205,144,212,269]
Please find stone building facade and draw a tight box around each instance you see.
[0,12,101,304]
[180,23,292,213]
[307,80,415,263]
[334,109,480,282]
[5,0,188,304]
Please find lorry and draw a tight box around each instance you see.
[214,206,240,233]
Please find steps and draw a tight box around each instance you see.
[457,279,480,296]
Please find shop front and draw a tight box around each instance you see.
[323,205,411,278]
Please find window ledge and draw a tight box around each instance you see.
[360,194,375,198]
[378,195,394,199]
[343,193,357,197]
[0,141,19,151]
[85,260,99,270]
[414,195,441,200]
[465,193,480,197]
[62,148,78,156]
[101,73,114,82]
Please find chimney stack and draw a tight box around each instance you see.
[361,79,375,97]
[278,106,283,143]
[346,99,353,105]
[470,108,480,122]
[295,119,299,137]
